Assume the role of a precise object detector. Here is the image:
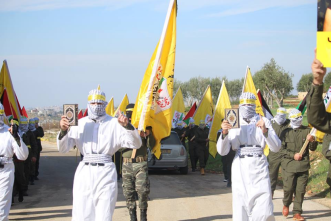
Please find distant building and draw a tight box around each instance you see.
[31,109,38,114]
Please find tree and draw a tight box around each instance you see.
[297,73,313,92]
[324,71,331,92]
[253,58,293,107]
[227,78,244,103]
[181,76,210,106]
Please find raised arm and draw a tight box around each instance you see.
[216,120,231,156]
[57,115,77,153]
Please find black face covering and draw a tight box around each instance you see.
[126,111,133,123]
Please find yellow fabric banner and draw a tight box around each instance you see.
[193,85,214,128]
[105,97,115,117]
[242,67,263,116]
[131,0,177,158]
[0,60,21,121]
[171,86,185,120]
[114,94,129,117]
[317,32,331,67]
[242,67,269,156]
[208,81,231,158]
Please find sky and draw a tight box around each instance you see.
[0,0,317,109]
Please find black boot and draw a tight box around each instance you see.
[129,208,137,221]
[18,191,24,202]
[140,209,147,221]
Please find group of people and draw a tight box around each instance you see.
[172,118,210,175]
[216,53,330,221]
[11,116,44,203]
[2,53,331,221]
[0,103,45,220]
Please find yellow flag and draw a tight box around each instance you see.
[0,60,21,121]
[242,67,269,156]
[105,97,115,116]
[208,81,231,158]
[114,94,129,117]
[317,32,331,67]
[242,67,263,116]
[131,0,177,159]
[193,85,214,127]
[171,87,185,120]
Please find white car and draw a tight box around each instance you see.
[147,131,188,174]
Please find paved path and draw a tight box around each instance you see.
[9,142,331,220]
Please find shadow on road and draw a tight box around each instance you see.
[10,209,72,220]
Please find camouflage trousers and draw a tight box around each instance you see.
[122,161,150,210]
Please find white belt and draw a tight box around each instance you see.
[82,154,112,164]
[0,156,13,164]
[237,147,263,157]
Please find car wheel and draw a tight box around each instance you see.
[179,165,188,175]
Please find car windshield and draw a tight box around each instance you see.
[161,133,181,145]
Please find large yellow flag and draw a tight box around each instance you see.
[114,94,129,117]
[242,67,263,115]
[131,0,177,158]
[193,85,214,127]
[208,81,231,158]
[105,97,115,116]
[0,60,21,121]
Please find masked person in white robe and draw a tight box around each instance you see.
[0,103,29,220]
[217,92,281,221]
[58,87,142,221]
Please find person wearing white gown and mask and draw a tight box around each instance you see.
[0,102,28,220]
[217,92,281,221]
[58,86,142,221]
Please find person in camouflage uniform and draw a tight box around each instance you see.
[122,103,155,221]
[280,109,317,220]
[194,120,209,175]
[187,118,198,172]
[268,107,290,198]
[33,117,44,180]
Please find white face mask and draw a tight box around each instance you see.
[88,103,106,120]
[274,114,286,125]
[290,117,302,129]
[0,115,4,129]
[239,105,256,120]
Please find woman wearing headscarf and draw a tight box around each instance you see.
[217,92,281,221]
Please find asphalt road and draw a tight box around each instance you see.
[8,142,331,221]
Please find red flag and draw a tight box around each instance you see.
[78,110,83,119]
[183,102,197,124]
[21,106,28,118]
[83,109,88,117]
